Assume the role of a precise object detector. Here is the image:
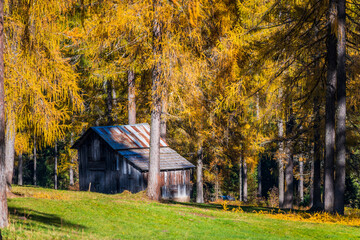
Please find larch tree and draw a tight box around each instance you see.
[324,0,337,213]
[147,0,163,201]
[334,0,346,215]
[0,0,8,228]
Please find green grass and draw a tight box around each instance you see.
[2,186,360,239]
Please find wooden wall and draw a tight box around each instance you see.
[78,132,192,201]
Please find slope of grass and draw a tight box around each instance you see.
[2,186,360,239]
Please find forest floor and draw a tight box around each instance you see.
[2,186,360,239]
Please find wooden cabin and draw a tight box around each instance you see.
[72,123,195,202]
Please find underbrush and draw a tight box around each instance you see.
[221,200,360,226]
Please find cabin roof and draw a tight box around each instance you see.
[118,148,194,171]
[72,123,168,150]
[72,123,195,171]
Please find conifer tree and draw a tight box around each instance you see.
[147,0,163,201]
[0,0,8,228]
[334,0,346,215]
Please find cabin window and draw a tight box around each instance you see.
[86,142,92,162]
[100,142,106,162]
[92,138,100,161]
[116,155,120,171]
[123,158,127,174]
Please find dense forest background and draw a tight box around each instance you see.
[2,0,360,217]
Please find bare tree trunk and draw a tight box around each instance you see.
[33,137,37,186]
[239,156,243,202]
[160,101,167,141]
[0,0,9,227]
[128,70,136,125]
[283,144,293,209]
[257,160,262,197]
[196,147,204,203]
[256,95,261,197]
[312,96,323,210]
[334,0,346,215]
[283,112,294,209]
[17,154,23,186]
[243,159,248,203]
[54,143,58,190]
[310,150,314,207]
[147,0,162,201]
[69,134,74,186]
[215,166,219,201]
[105,79,114,125]
[299,157,304,203]
[278,119,285,208]
[324,0,337,213]
[5,115,15,192]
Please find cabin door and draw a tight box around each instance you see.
[89,170,105,193]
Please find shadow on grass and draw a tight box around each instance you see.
[166,201,307,214]
[9,206,86,230]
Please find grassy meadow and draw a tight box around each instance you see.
[2,186,360,239]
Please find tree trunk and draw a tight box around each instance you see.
[105,79,114,125]
[283,112,294,209]
[239,156,243,202]
[69,134,74,186]
[243,159,248,203]
[0,0,9,227]
[278,118,285,208]
[5,115,15,192]
[128,70,136,125]
[147,0,162,201]
[215,166,220,201]
[299,157,304,203]
[160,101,167,141]
[196,147,204,203]
[310,150,314,207]
[312,96,323,210]
[283,144,293,209]
[257,159,262,197]
[33,137,37,186]
[324,0,337,213]
[54,143,58,190]
[256,95,261,197]
[334,0,346,215]
[17,154,23,186]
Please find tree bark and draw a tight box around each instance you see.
[160,101,167,141]
[5,115,15,192]
[17,154,23,186]
[69,134,74,186]
[33,137,37,186]
[215,166,220,201]
[106,79,116,125]
[239,156,243,202]
[243,159,248,203]
[283,144,293,209]
[256,95,261,197]
[0,0,9,227]
[278,118,285,208]
[334,0,346,215]
[128,70,136,125]
[283,113,294,209]
[257,159,262,197]
[324,0,337,213]
[54,143,58,190]
[299,157,304,203]
[147,0,162,201]
[196,147,204,203]
[312,96,323,210]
